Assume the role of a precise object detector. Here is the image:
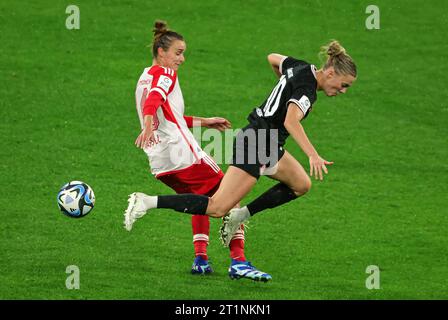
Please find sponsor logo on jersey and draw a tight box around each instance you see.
[157,75,173,92]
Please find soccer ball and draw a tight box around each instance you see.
[57,181,95,218]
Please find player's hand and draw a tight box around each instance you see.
[203,117,231,131]
[135,127,155,149]
[309,154,334,181]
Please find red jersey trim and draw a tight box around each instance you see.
[149,87,166,101]
[147,65,177,98]
[183,115,193,128]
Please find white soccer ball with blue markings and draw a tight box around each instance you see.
[57,181,95,218]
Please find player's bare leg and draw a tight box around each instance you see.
[220,151,311,244]
[206,166,257,218]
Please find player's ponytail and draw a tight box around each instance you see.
[319,40,357,77]
[152,20,184,58]
[153,20,168,39]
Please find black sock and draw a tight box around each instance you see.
[246,183,298,216]
[157,194,209,215]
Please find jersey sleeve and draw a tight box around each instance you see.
[148,66,177,101]
[288,89,314,118]
[280,57,308,75]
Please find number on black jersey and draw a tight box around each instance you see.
[262,75,287,117]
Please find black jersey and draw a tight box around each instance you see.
[247,57,318,146]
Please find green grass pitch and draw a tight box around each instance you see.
[1,0,447,299]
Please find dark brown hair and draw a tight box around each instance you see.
[152,20,184,58]
[319,40,357,77]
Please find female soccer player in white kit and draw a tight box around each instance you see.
[125,21,271,282]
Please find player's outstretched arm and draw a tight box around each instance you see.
[267,53,287,78]
[200,117,231,131]
[284,103,333,180]
[184,116,231,131]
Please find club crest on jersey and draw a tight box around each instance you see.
[157,75,173,92]
[287,68,294,79]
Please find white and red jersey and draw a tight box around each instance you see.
[135,65,212,177]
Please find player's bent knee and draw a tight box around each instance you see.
[292,177,312,196]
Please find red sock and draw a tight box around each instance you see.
[192,214,210,260]
[229,225,246,261]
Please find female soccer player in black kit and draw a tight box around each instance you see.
[129,40,357,248]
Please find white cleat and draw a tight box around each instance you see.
[124,192,149,231]
[219,208,247,247]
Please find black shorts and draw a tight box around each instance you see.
[230,124,285,179]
